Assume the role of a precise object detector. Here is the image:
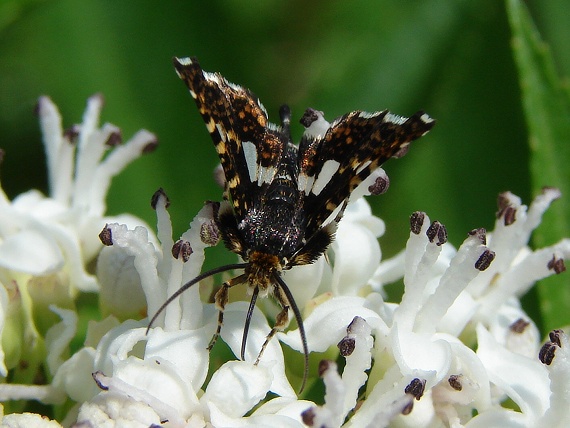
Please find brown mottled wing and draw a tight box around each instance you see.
[300,110,435,238]
[173,57,284,220]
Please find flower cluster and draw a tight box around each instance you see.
[0,98,569,428]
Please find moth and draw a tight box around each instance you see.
[148,56,435,391]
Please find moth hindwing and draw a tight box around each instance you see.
[154,56,436,392]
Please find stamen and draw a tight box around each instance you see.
[98,225,113,246]
[468,227,487,244]
[426,221,447,246]
[448,375,463,391]
[550,329,563,347]
[151,188,170,210]
[547,255,566,274]
[337,337,356,357]
[405,378,426,400]
[475,249,495,271]
[63,125,80,144]
[368,175,390,195]
[410,211,426,235]
[105,130,122,147]
[171,240,192,262]
[142,138,159,153]
[496,192,517,226]
[539,330,564,365]
[200,220,220,246]
[301,408,317,426]
[539,342,557,365]
[509,318,530,333]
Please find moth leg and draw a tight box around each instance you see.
[208,273,247,351]
[254,283,291,366]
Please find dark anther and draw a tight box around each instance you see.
[318,360,332,377]
[448,375,463,391]
[172,240,192,262]
[92,371,109,390]
[368,175,390,195]
[410,212,426,235]
[539,342,557,365]
[0,148,5,164]
[200,220,220,246]
[151,188,170,210]
[63,125,80,144]
[426,221,447,246]
[496,192,510,212]
[337,337,356,357]
[142,138,159,154]
[502,206,517,226]
[475,249,495,271]
[509,318,530,334]
[539,330,565,365]
[105,131,122,147]
[301,407,316,426]
[401,399,414,415]
[549,329,563,347]
[98,225,113,246]
[547,255,566,274]
[300,108,320,128]
[405,378,426,400]
[496,193,517,226]
[468,228,487,245]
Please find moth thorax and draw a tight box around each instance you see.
[246,251,282,293]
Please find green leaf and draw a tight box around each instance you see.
[507,0,570,331]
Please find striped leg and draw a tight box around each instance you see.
[208,273,247,351]
[254,283,291,365]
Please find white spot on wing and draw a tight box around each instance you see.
[355,160,372,174]
[359,111,383,119]
[258,166,276,186]
[298,172,315,195]
[311,160,340,196]
[384,113,406,125]
[176,57,193,66]
[203,71,221,85]
[216,124,227,142]
[227,81,244,92]
[242,141,258,183]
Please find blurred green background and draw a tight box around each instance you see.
[1,1,568,328]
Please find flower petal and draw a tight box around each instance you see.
[203,360,272,419]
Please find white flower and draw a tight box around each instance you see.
[0,95,157,290]
[73,191,305,427]
[2,100,569,428]
[0,95,156,408]
[282,190,570,427]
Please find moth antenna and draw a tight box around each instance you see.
[146,262,248,335]
[241,287,260,361]
[274,274,309,394]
